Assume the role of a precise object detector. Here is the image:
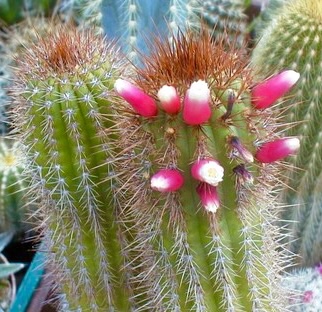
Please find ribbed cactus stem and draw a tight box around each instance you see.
[11,28,131,311]
[101,0,200,63]
[252,0,322,267]
[11,25,301,310]
[113,30,299,311]
[200,0,248,45]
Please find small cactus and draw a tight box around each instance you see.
[282,264,322,311]
[252,0,322,267]
[11,25,300,311]
[0,138,28,233]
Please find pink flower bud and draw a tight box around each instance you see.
[233,164,254,186]
[229,136,254,163]
[196,183,220,213]
[191,158,224,186]
[114,79,158,117]
[183,80,212,125]
[157,85,181,114]
[151,169,184,192]
[255,137,300,163]
[252,70,300,109]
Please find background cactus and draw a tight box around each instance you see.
[0,137,29,233]
[0,0,57,26]
[252,0,322,267]
[282,264,322,311]
[100,0,252,63]
[0,39,10,135]
[200,0,248,46]
[9,22,302,311]
[100,0,201,63]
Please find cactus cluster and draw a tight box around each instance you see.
[252,0,322,267]
[8,22,303,311]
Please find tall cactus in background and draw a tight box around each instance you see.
[201,0,248,45]
[10,24,301,311]
[100,0,250,62]
[0,39,9,135]
[101,0,201,62]
[252,0,322,268]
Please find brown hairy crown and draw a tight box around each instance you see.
[135,29,251,95]
[16,25,107,78]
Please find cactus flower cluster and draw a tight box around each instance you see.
[115,65,300,215]
[10,26,301,311]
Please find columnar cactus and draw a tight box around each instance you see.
[252,0,322,267]
[113,30,300,311]
[11,27,131,311]
[11,25,300,311]
[101,0,201,62]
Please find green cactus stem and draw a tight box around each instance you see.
[11,27,132,311]
[252,0,322,268]
[112,30,298,311]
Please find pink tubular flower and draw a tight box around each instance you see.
[196,183,220,213]
[191,158,224,186]
[252,70,300,109]
[183,80,212,125]
[255,137,300,163]
[114,79,158,117]
[151,169,184,192]
[157,85,181,114]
